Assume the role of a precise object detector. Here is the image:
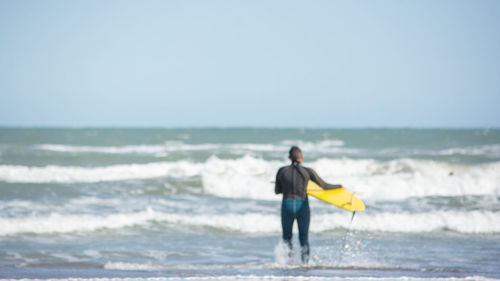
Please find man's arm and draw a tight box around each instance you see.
[306,167,342,190]
[275,168,283,194]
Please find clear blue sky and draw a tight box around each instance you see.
[1,0,499,128]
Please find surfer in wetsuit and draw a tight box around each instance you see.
[275,146,342,264]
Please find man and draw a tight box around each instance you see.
[275,146,342,264]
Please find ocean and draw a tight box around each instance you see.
[0,128,499,281]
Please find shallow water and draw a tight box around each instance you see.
[0,128,499,280]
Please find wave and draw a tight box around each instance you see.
[32,141,500,160]
[1,156,499,201]
[35,144,165,154]
[0,161,204,183]
[103,261,488,275]
[33,139,350,156]
[438,144,500,157]
[35,143,219,155]
[0,276,496,281]
[1,208,498,236]
[202,156,500,201]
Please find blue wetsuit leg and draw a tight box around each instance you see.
[296,200,310,263]
[296,199,310,246]
[281,199,310,262]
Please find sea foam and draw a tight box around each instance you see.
[34,139,349,155]
[33,141,500,159]
[438,144,500,158]
[1,156,499,201]
[1,208,498,236]
[1,275,494,281]
[0,161,203,183]
[201,156,500,201]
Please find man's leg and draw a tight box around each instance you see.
[281,200,294,251]
[297,200,310,264]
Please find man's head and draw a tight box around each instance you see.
[289,146,303,163]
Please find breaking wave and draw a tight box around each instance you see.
[1,156,499,201]
[438,144,500,158]
[0,161,204,183]
[1,275,495,281]
[32,142,500,159]
[1,208,498,236]
[34,139,348,156]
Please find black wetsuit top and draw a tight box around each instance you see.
[275,162,342,201]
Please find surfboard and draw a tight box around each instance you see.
[306,180,365,211]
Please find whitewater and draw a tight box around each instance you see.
[0,128,499,280]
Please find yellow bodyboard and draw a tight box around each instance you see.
[307,181,365,211]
